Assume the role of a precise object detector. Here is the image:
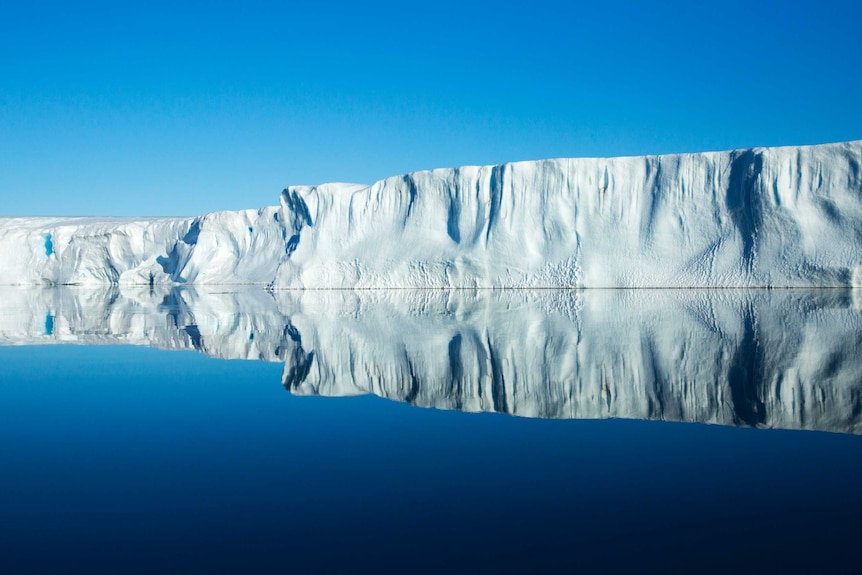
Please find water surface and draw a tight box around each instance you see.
[1,287,861,574]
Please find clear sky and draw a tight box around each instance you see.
[2,0,861,216]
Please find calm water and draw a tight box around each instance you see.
[1,287,861,574]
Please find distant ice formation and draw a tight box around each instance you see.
[2,286,860,434]
[1,140,861,287]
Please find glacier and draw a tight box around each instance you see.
[2,286,861,434]
[1,140,862,287]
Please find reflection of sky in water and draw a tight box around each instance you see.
[1,288,861,573]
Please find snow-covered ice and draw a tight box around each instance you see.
[1,140,861,287]
[2,286,860,434]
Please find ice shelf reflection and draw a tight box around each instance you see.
[1,286,861,434]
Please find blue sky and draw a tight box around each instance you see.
[2,0,861,216]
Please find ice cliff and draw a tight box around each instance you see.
[1,140,861,287]
[2,287,861,434]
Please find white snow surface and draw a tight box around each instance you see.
[2,140,861,287]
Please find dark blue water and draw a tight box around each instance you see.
[1,344,861,574]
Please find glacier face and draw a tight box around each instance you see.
[1,140,861,287]
[3,286,861,434]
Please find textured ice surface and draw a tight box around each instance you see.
[2,286,861,434]
[1,140,861,287]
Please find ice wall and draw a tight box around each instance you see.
[1,140,861,287]
[2,286,861,434]
[0,209,287,286]
[280,141,862,287]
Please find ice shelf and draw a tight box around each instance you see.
[2,140,861,287]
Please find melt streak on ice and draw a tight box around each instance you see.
[2,140,861,287]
